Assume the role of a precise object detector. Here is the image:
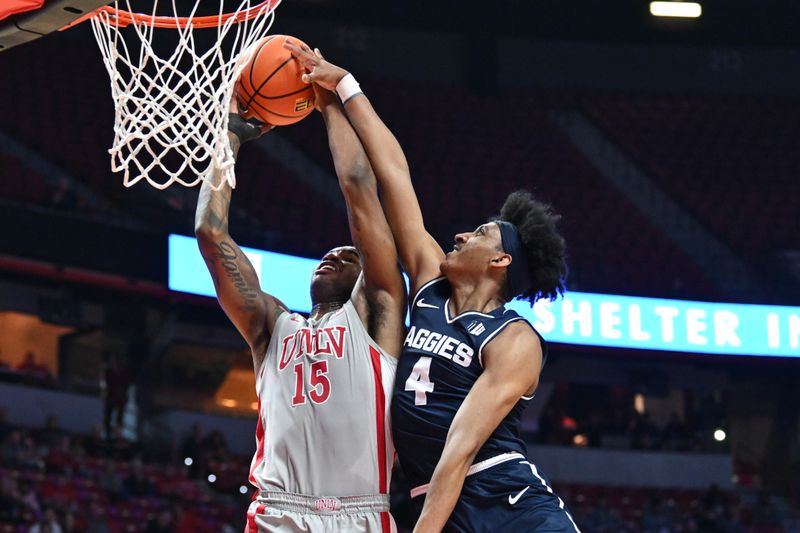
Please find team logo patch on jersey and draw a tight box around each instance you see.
[314,497,341,513]
[467,320,486,336]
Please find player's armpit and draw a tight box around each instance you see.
[413,323,543,532]
[343,186,408,356]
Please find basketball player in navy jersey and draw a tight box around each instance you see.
[194,93,406,531]
[287,42,578,532]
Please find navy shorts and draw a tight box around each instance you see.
[412,458,580,533]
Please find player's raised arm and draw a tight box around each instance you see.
[284,41,444,294]
[414,324,544,532]
[316,85,407,355]
[194,115,287,370]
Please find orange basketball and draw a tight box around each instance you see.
[234,35,315,126]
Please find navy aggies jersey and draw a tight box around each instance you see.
[391,277,547,491]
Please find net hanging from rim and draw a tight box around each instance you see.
[89,0,280,190]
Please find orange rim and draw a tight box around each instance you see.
[65,0,280,29]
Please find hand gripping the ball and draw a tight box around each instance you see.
[282,40,349,92]
[227,97,273,146]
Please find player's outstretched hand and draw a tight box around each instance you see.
[283,40,348,91]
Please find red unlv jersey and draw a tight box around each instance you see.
[248,300,396,497]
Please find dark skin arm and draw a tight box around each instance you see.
[317,83,407,355]
[284,42,444,296]
[194,125,287,372]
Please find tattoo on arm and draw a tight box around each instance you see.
[194,133,287,358]
[214,240,261,312]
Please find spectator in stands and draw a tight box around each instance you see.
[100,353,130,440]
[584,410,605,448]
[702,483,724,509]
[0,428,25,466]
[15,352,53,382]
[107,426,136,460]
[82,425,107,457]
[640,496,673,533]
[61,512,79,533]
[123,457,154,497]
[97,461,124,502]
[662,412,690,451]
[0,406,13,440]
[201,429,230,462]
[751,490,782,530]
[84,504,111,533]
[0,477,28,523]
[174,502,210,533]
[630,411,660,450]
[40,476,78,509]
[584,496,623,532]
[66,437,91,479]
[37,415,68,448]
[145,508,174,533]
[2,429,44,471]
[28,506,61,533]
[18,480,41,515]
[179,423,203,462]
[179,423,204,478]
[22,431,45,470]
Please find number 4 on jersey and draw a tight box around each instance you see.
[405,356,434,405]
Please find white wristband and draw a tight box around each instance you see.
[336,73,363,104]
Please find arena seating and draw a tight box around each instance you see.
[0,154,53,206]
[4,40,778,300]
[232,147,350,257]
[2,418,792,533]
[0,465,238,532]
[0,426,247,532]
[583,95,800,258]
[285,80,718,298]
[0,38,344,258]
[558,482,748,532]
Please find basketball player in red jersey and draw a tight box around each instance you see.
[194,93,406,531]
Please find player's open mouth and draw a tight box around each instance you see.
[315,261,338,274]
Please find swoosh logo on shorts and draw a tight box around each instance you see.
[416,298,439,309]
[508,486,530,505]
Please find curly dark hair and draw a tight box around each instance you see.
[491,190,568,304]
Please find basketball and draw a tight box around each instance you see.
[234,35,315,127]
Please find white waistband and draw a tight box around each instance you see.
[256,490,390,515]
[409,452,525,498]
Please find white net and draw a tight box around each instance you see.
[90,0,279,190]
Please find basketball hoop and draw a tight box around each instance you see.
[87,0,281,190]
